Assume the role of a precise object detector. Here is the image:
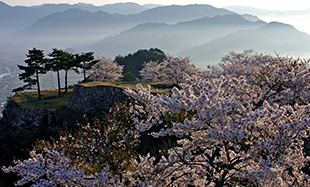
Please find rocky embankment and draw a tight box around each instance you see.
[0,100,80,169]
[67,84,131,113]
[1,84,131,136]
[0,83,135,186]
[1,100,67,130]
[0,84,132,165]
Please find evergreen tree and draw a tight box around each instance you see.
[47,48,68,96]
[62,52,79,93]
[114,48,167,78]
[123,72,135,82]
[14,48,47,100]
[76,52,99,81]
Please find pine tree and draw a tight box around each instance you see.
[14,48,47,100]
[62,52,80,93]
[115,48,167,78]
[76,52,99,81]
[47,48,68,96]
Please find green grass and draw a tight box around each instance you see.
[12,89,73,112]
[11,81,172,112]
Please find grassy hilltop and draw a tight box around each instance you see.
[11,81,171,112]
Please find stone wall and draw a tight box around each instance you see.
[66,84,131,113]
[2,100,51,130]
[1,84,131,130]
[1,100,74,131]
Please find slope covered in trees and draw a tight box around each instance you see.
[3,50,310,186]
[114,48,167,78]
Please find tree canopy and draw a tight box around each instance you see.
[14,48,48,100]
[62,52,79,93]
[88,57,124,82]
[47,48,70,96]
[76,52,99,81]
[140,56,199,83]
[13,48,98,97]
[114,48,167,78]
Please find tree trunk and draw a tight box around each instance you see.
[57,70,61,96]
[65,69,68,93]
[36,71,41,100]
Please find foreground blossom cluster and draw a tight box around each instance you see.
[2,148,121,186]
[3,50,310,186]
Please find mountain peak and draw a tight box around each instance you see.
[268,21,291,26]
[178,14,263,26]
[262,21,296,30]
[0,1,11,8]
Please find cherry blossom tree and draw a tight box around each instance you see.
[2,102,139,186]
[2,148,121,186]
[139,60,164,81]
[125,54,310,186]
[88,57,123,82]
[218,49,276,77]
[140,56,199,83]
[3,51,310,186]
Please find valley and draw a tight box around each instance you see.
[1,1,310,113]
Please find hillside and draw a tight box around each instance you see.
[179,22,310,66]
[0,1,39,35]
[128,4,235,23]
[89,14,266,57]
[4,9,130,48]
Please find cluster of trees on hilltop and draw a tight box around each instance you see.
[89,47,199,83]
[4,50,310,186]
[89,54,199,84]
[114,48,167,78]
[15,47,174,100]
[15,47,201,99]
[14,48,98,99]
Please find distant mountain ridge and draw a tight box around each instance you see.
[0,2,309,69]
[224,5,310,36]
[0,1,147,35]
[1,4,238,48]
[128,4,235,24]
[179,22,310,66]
[33,2,147,15]
[88,14,266,56]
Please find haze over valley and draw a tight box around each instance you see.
[0,1,310,111]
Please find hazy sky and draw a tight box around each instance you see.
[2,0,310,10]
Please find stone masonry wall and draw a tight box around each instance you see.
[66,84,131,113]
